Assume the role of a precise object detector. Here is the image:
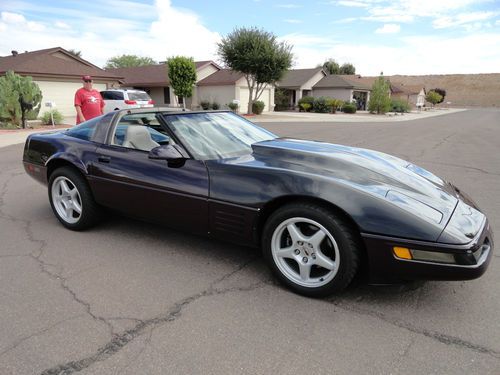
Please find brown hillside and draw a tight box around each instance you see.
[377,74,500,107]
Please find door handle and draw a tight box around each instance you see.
[98,156,111,163]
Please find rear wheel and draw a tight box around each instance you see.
[48,167,101,230]
[262,203,361,297]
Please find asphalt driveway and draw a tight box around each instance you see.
[0,109,499,374]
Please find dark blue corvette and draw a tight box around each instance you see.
[23,109,493,296]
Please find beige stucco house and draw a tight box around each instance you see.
[276,68,326,108]
[197,69,274,113]
[390,83,426,108]
[313,75,372,110]
[0,47,122,117]
[107,60,220,108]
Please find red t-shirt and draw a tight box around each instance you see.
[74,88,104,124]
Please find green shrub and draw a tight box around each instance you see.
[252,100,265,115]
[312,96,331,113]
[200,100,211,110]
[211,102,220,110]
[299,103,312,112]
[41,109,64,125]
[327,98,343,113]
[274,88,290,111]
[227,102,239,112]
[298,96,314,112]
[391,98,410,113]
[342,103,357,113]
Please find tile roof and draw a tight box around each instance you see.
[313,74,372,90]
[0,47,121,80]
[197,69,245,86]
[277,68,325,88]
[107,61,220,87]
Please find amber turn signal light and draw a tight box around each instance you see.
[393,247,412,260]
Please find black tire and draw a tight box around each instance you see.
[48,166,101,231]
[262,202,361,297]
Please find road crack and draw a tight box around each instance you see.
[328,300,500,359]
[40,257,265,375]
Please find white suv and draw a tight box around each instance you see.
[101,89,154,113]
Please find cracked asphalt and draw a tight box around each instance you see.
[0,108,499,374]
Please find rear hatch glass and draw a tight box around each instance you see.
[128,92,151,101]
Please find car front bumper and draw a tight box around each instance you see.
[361,219,493,284]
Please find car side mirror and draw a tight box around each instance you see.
[149,144,188,167]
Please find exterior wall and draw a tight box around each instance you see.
[312,88,352,101]
[34,79,107,118]
[302,71,326,90]
[146,87,165,105]
[196,64,219,82]
[238,87,273,113]
[197,85,237,109]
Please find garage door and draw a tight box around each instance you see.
[34,80,107,119]
[239,87,272,113]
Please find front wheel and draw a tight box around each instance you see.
[262,203,361,297]
[48,167,101,230]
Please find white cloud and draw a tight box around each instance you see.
[1,11,26,23]
[331,17,358,24]
[0,1,220,67]
[336,1,371,7]
[276,3,302,8]
[433,11,498,29]
[284,19,303,24]
[55,21,71,29]
[0,22,6,32]
[375,23,401,33]
[286,32,500,75]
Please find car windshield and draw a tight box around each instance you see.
[163,112,276,160]
[128,92,151,101]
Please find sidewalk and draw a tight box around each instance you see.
[0,125,71,149]
[252,108,467,123]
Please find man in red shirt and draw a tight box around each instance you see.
[74,75,104,124]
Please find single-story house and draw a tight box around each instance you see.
[106,60,220,108]
[275,67,326,108]
[109,63,274,113]
[390,83,426,108]
[196,69,274,113]
[312,75,372,110]
[0,47,122,117]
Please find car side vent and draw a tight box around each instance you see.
[214,210,245,234]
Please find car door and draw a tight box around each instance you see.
[89,112,209,235]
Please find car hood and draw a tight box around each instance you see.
[251,138,460,225]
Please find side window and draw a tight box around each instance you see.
[112,114,172,152]
[100,91,110,99]
[66,117,101,141]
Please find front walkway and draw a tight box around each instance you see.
[254,108,467,123]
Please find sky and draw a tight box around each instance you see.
[0,0,499,75]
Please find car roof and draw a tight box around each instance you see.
[101,88,146,92]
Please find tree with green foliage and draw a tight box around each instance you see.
[432,88,446,103]
[426,90,443,107]
[322,59,340,75]
[339,63,356,75]
[0,71,42,128]
[218,27,293,114]
[105,54,157,69]
[368,73,391,114]
[167,56,197,109]
[67,49,82,58]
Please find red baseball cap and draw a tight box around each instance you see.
[82,75,92,81]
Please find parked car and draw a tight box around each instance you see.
[22,109,493,297]
[100,89,154,113]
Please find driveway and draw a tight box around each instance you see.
[0,109,499,374]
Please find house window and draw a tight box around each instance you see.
[163,87,171,104]
[178,96,184,105]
